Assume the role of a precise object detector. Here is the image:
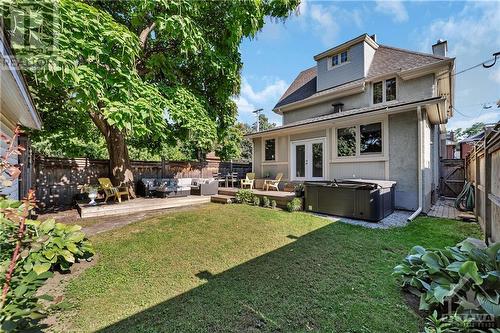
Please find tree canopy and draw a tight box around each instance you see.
[1,0,299,185]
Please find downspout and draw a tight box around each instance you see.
[408,106,423,221]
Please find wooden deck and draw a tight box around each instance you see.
[427,198,461,220]
[77,195,211,218]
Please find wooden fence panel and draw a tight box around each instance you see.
[465,123,500,244]
[33,156,251,212]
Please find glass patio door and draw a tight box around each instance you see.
[291,139,325,181]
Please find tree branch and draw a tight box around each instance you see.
[139,21,156,50]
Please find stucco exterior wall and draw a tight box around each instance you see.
[289,130,326,141]
[388,111,418,210]
[252,138,262,177]
[330,161,385,179]
[282,74,436,125]
[398,74,435,102]
[316,42,366,91]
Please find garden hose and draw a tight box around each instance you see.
[454,181,475,212]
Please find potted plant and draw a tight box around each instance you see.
[82,184,100,205]
[294,183,304,197]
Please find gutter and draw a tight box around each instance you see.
[0,30,42,130]
[246,96,444,139]
[408,106,423,221]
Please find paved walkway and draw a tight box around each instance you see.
[427,198,461,220]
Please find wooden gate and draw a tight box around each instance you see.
[439,159,465,198]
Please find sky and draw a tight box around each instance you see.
[234,0,500,131]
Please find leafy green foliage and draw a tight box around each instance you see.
[286,198,302,212]
[252,196,261,207]
[1,0,300,169]
[423,310,477,333]
[262,196,270,208]
[393,239,500,317]
[25,219,95,272]
[0,200,93,331]
[453,122,485,141]
[235,189,255,205]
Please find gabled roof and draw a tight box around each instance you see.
[274,44,452,112]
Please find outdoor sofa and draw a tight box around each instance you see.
[138,178,218,197]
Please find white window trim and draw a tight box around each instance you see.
[371,77,398,105]
[331,115,389,163]
[327,50,350,71]
[263,137,278,162]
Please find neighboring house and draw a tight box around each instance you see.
[445,131,458,159]
[459,124,496,160]
[246,34,455,213]
[0,29,42,199]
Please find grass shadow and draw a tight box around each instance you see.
[94,222,420,333]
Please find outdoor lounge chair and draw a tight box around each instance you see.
[264,173,283,191]
[98,178,130,203]
[240,173,255,189]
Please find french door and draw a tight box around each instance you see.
[291,138,326,181]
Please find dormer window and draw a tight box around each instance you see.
[330,50,348,68]
[373,77,397,104]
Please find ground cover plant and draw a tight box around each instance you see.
[52,205,481,333]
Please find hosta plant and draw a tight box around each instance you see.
[393,239,500,317]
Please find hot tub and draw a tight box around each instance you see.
[304,179,396,222]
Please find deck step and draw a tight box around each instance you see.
[211,194,235,204]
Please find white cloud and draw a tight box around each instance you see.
[447,111,500,131]
[309,4,339,46]
[234,77,289,124]
[240,78,288,104]
[490,67,500,84]
[232,95,257,114]
[375,0,408,23]
[418,1,500,131]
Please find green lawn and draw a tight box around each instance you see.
[57,204,481,332]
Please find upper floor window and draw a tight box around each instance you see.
[265,139,276,161]
[330,50,348,68]
[373,77,397,104]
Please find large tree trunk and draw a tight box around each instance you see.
[90,111,136,198]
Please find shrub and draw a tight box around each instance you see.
[262,196,270,208]
[0,127,94,331]
[286,198,302,212]
[270,200,277,209]
[393,239,500,317]
[252,196,261,206]
[423,310,476,333]
[235,189,254,204]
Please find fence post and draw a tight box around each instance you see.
[474,146,479,222]
[484,141,492,243]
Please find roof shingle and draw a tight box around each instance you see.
[274,45,450,110]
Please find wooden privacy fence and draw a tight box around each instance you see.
[33,155,251,211]
[465,123,500,244]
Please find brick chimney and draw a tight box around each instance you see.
[432,39,448,57]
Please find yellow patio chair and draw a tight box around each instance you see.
[98,178,130,203]
[264,173,283,191]
[240,173,255,189]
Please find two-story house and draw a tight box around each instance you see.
[246,34,455,215]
